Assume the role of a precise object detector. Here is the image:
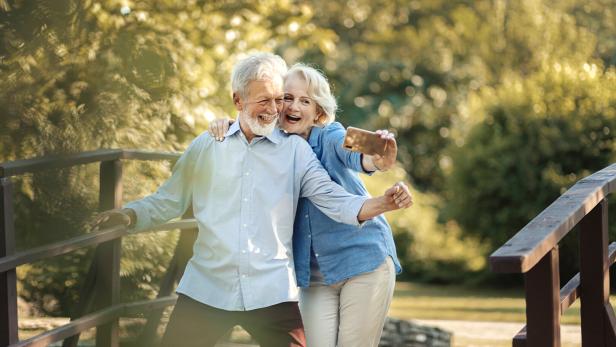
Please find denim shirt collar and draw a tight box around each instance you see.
[307,125,323,149]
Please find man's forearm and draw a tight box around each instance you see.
[357,196,388,222]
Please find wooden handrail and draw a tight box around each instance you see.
[121,149,181,163]
[512,242,616,346]
[0,149,190,347]
[0,219,197,273]
[490,163,616,273]
[0,149,180,178]
[559,242,616,312]
[9,295,178,347]
[489,163,616,346]
[0,225,127,273]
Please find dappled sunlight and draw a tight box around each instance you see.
[1,2,614,346]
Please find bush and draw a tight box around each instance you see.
[444,61,616,279]
[363,166,487,283]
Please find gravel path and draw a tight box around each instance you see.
[19,317,582,347]
[415,319,581,347]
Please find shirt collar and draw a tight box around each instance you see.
[224,119,242,138]
[227,116,283,145]
[307,126,323,148]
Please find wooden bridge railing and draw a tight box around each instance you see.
[490,163,616,347]
[0,149,198,347]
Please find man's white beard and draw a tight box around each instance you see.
[243,113,278,137]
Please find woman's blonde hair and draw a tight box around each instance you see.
[286,63,337,125]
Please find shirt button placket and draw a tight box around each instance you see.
[238,143,253,309]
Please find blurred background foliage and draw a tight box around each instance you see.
[1,0,615,316]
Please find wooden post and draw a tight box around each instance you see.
[96,160,123,347]
[524,247,560,347]
[579,199,614,346]
[0,178,18,345]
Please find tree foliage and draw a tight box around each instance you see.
[1,0,615,314]
[445,61,616,250]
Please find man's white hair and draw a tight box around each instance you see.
[231,52,288,98]
[286,63,337,125]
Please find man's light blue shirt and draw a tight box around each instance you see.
[125,120,368,311]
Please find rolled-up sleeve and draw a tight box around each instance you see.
[326,124,366,173]
[298,142,367,226]
[124,134,210,232]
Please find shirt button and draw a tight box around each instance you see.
[241,250,246,254]
[243,198,248,202]
[243,224,247,228]
[242,274,246,278]
[305,214,309,218]
[245,172,250,176]
[308,234,311,238]
[315,253,319,257]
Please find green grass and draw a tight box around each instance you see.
[389,282,589,346]
[389,281,590,325]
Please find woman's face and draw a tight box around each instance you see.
[280,74,321,139]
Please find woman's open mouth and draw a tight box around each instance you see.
[285,114,301,124]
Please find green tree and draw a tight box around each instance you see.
[2,0,616,311]
[276,0,614,193]
[444,61,616,280]
[0,0,311,315]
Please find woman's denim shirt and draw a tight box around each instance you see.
[293,122,402,287]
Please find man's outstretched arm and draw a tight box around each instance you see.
[357,182,413,222]
[91,134,210,232]
[298,142,412,225]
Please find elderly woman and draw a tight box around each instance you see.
[209,63,408,347]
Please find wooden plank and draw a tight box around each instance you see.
[0,149,122,178]
[9,297,177,347]
[96,160,122,347]
[122,295,177,316]
[559,273,580,313]
[0,226,127,273]
[512,326,527,347]
[133,218,197,234]
[0,219,196,273]
[579,199,611,347]
[0,149,180,178]
[604,302,616,345]
[559,242,616,313]
[9,306,121,347]
[0,178,18,345]
[524,247,560,347]
[490,163,616,273]
[121,150,180,163]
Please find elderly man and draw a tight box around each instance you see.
[94,52,412,347]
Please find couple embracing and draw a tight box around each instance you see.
[94,52,413,347]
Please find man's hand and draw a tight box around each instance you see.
[208,118,234,141]
[90,208,134,232]
[382,181,413,211]
[357,181,413,221]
